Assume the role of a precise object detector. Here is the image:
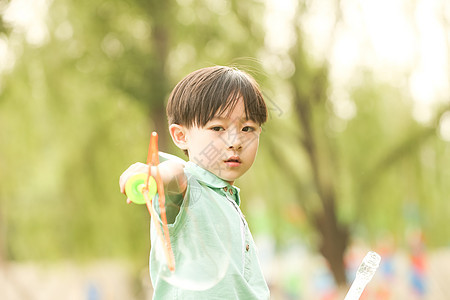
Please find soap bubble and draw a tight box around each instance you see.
[150,175,234,291]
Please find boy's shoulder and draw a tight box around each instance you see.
[184,161,228,189]
[184,161,241,205]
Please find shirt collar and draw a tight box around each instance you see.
[184,161,241,205]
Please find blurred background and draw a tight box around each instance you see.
[1,0,449,299]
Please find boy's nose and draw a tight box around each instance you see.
[228,143,242,150]
[227,136,243,150]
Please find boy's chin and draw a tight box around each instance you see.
[215,171,241,185]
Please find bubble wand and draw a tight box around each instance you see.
[125,132,175,272]
[344,251,381,300]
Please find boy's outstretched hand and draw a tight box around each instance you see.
[119,160,187,202]
[119,162,149,197]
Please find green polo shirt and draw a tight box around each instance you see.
[149,161,270,299]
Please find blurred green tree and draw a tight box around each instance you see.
[243,1,450,289]
[1,0,450,293]
[0,0,266,264]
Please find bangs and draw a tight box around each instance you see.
[167,66,267,128]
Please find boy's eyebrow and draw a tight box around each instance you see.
[210,116,255,123]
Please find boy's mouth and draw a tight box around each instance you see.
[224,156,241,167]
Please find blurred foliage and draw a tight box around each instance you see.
[0,0,267,264]
[245,70,450,247]
[1,0,450,285]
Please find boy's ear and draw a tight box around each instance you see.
[169,124,188,150]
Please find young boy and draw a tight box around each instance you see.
[119,66,270,299]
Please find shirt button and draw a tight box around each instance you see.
[246,244,250,251]
[229,189,233,195]
[223,187,228,192]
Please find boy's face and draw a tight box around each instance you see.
[183,98,261,185]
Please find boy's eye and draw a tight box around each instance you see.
[211,126,224,132]
[242,126,256,132]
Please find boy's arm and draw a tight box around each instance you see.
[119,159,187,203]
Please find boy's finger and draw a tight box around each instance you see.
[119,175,127,194]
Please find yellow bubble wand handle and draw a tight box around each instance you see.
[125,132,175,272]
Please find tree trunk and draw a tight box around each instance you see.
[290,68,350,287]
[315,200,349,286]
[147,2,171,149]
